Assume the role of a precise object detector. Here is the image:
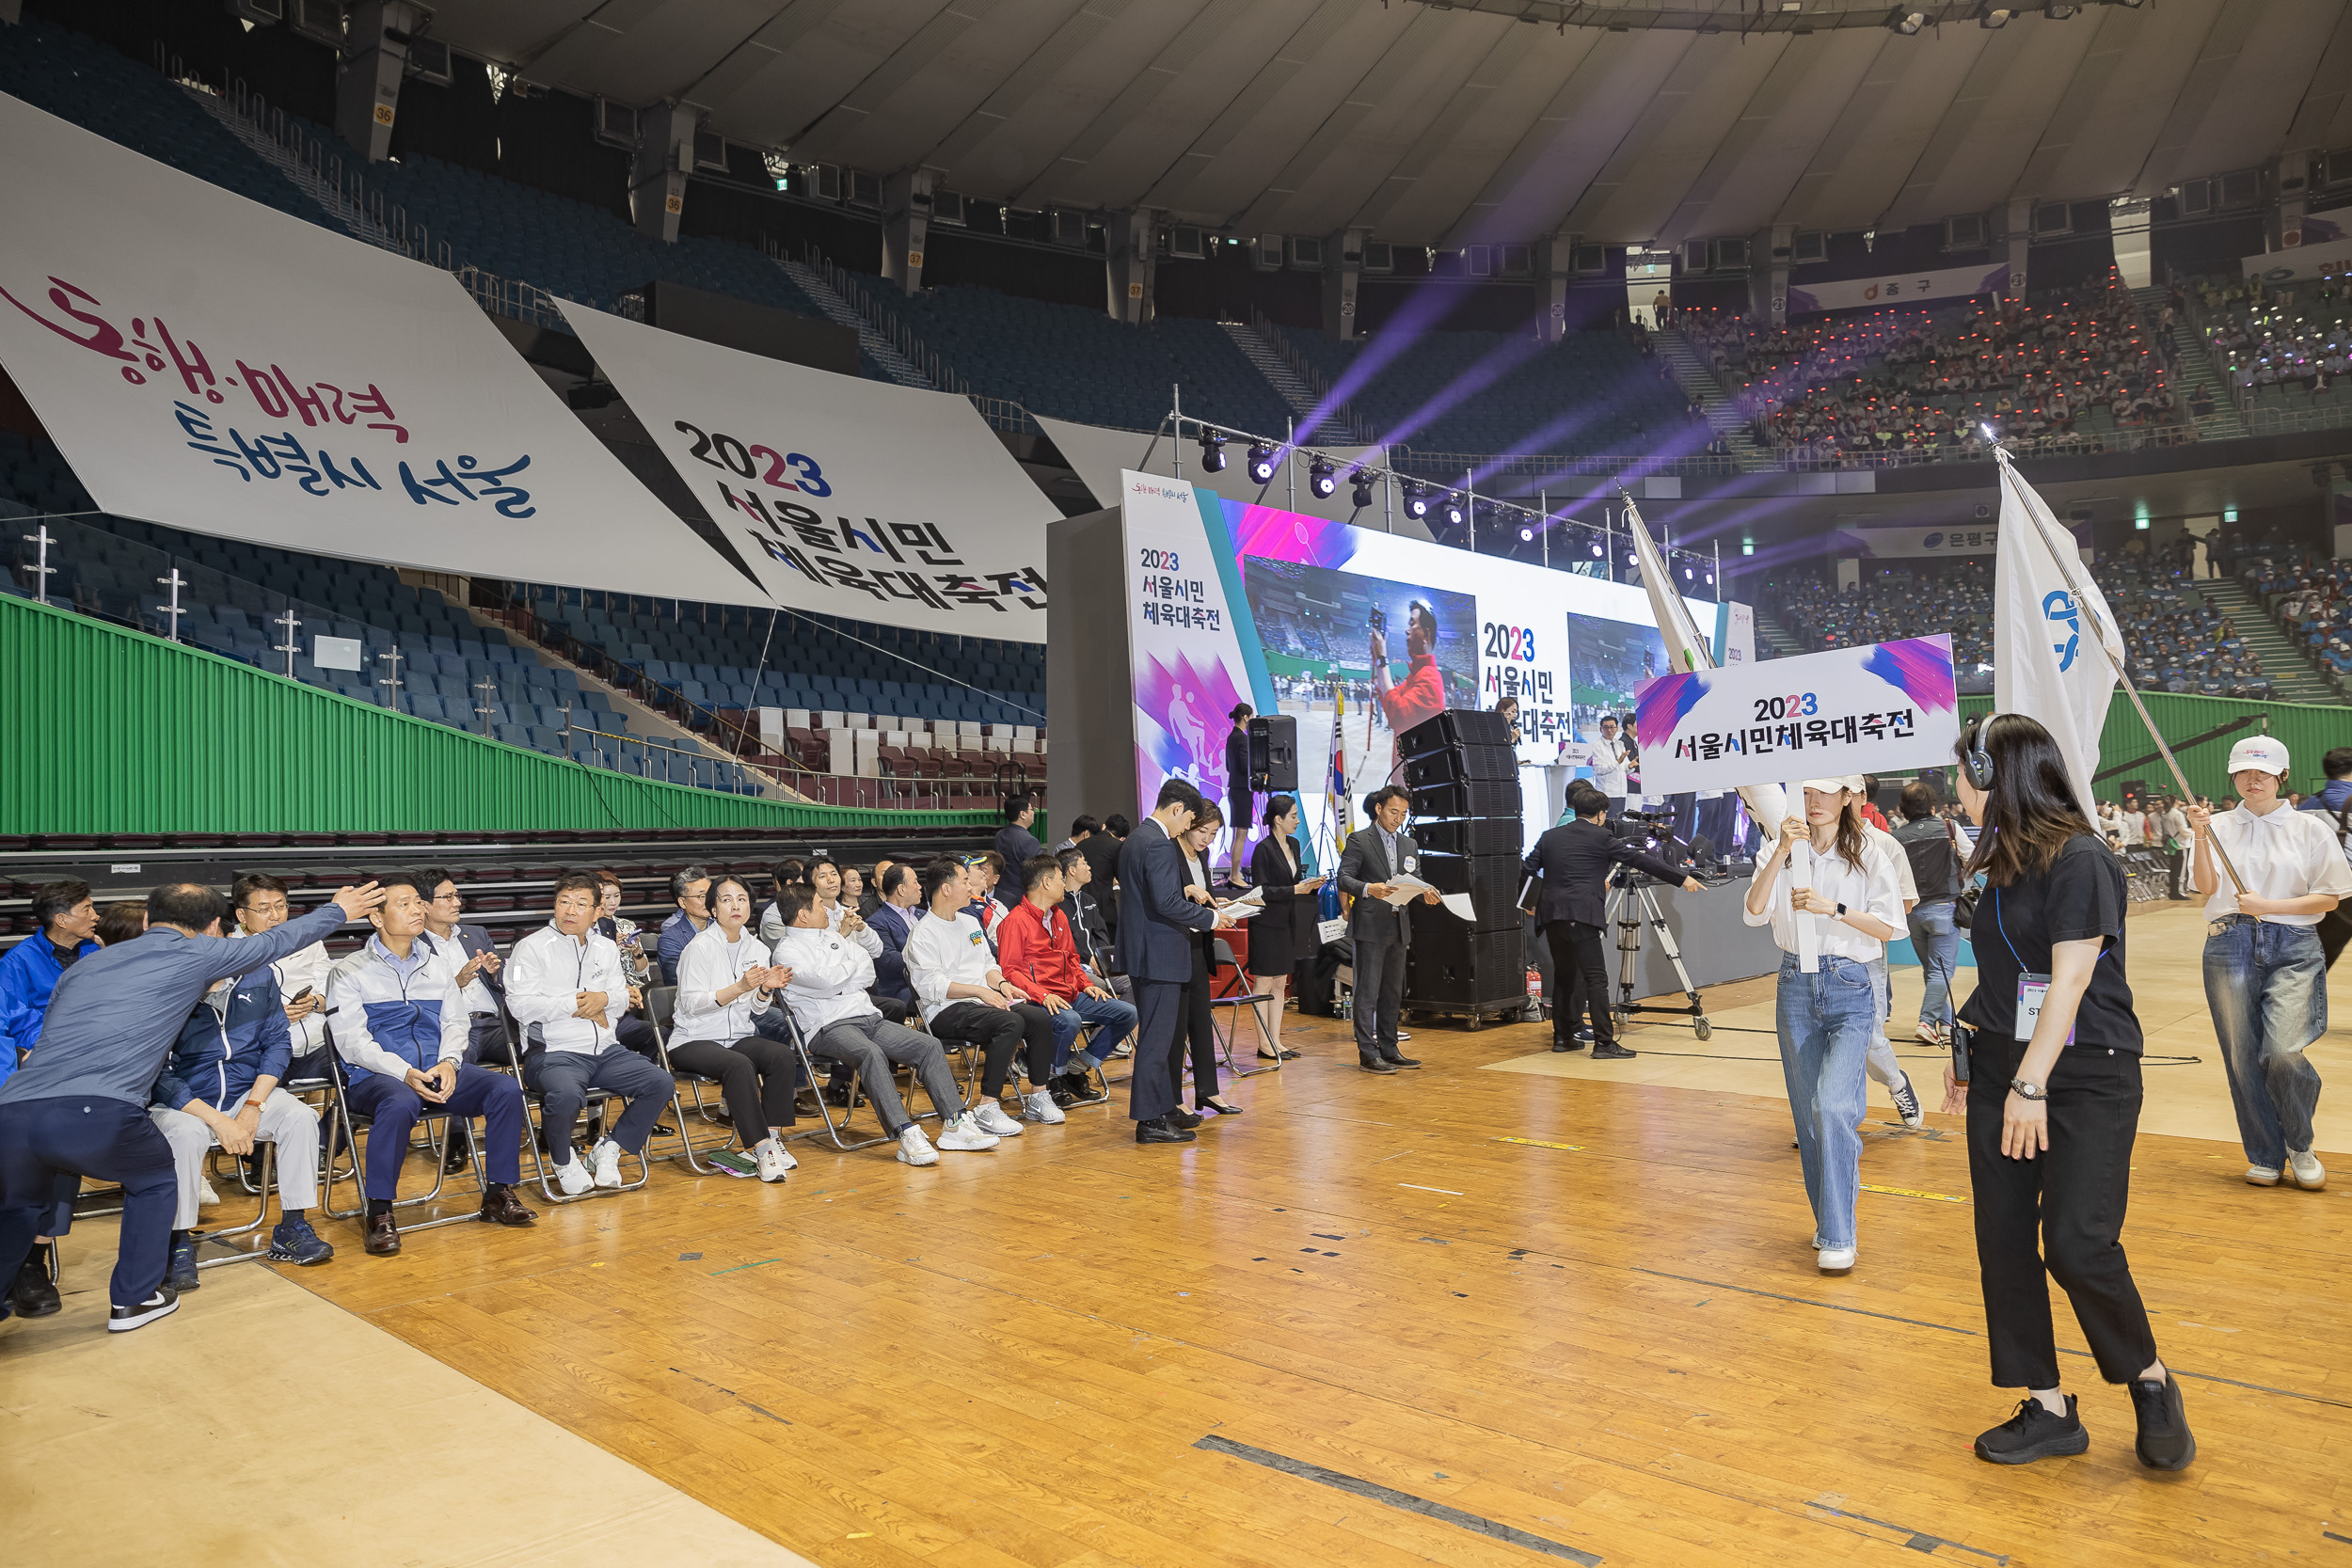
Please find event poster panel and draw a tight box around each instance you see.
[564,301,1059,636]
[1120,470,1254,822]
[0,92,726,600]
[1632,635,1961,795]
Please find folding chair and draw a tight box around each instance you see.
[318,1050,497,1235]
[187,1135,279,1271]
[1208,939,1279,1078]
[489,1021,658,1205]
[643,985,747,1173]
[770,1006,898,1153]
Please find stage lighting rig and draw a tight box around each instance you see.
[1351,469,1376,509]
[1440,493,1466,529]
[1197,428,1227,473]
[1247,442,1282,483]
[1309,455,1339,499]
[1400,480,1431,519]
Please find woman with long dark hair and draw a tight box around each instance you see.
[1937,712,2194,1471]
[1741,776,1904,1275]
[1246,794,1326,1064]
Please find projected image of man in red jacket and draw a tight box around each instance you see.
[1374,598,1446,759]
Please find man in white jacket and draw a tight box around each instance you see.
[768,884,994,1166]
[504,873,675,1196]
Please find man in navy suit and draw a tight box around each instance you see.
[1338,784,1439,1071]
[1117,779,1229,1144]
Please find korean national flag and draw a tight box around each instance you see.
[1992,450,2122,818]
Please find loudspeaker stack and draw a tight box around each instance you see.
[1395,710,1525,1022]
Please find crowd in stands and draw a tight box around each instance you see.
[2188,269,2352,399]
[2250,554,2352,688]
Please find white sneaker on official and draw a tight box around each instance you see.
[586,1138,625,1189]
[969,1101,1025,1137]
[2287,1148,2327,1190]
[895,1125,940,1166]
[198,1178,220,1207]
[1021,1089,1066,1125]
[1818,1246,1856,1274]
[754,1142,792,1183]
[769,1141,799,1171]
[2246,1164,2281,1187]
[935,1113,1001,1152]
[555,1153,594,1196]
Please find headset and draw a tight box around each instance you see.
[1962,710,2003,791]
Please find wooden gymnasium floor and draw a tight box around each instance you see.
[8,899,2351,1568]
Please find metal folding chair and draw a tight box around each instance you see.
[318,1044,496,1232]
[772,1006,899,1153]
[643,985,745,1173]
[1208,939,1278,1078]
[491,1019,658,1205]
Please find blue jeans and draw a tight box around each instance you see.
[1907,899,1960,1031]
[2204,917,2328,1168]
[1051,992,1138,1070]
[1775,953,1878,1250]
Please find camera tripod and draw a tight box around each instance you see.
[1605,868,1713,1041]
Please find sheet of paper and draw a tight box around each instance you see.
[1221,904,1263,920]
[1230,885,1266,907]
[1317,918,1347,945]
[1381,873,1434,908]
[1439,893,1479,923]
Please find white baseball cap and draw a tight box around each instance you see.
[1799,777,1855,794]
[2226,736,2290,776]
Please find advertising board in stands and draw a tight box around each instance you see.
[0,92,726,601]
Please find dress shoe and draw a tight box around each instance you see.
[8,1252,60,1318]
[1135,1114,1197,1145]
[363,1211,403,1256]
[1382,1053,1422,1069]
[1169,1106,1204,1131]
[1359,1056,1397,1074]
[478,1184,538,1227]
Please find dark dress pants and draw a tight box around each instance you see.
[1167,943,1218,1106]
[665,1037,801,1138]
[1127,979,1184,1122]
[1544,919,1614,1046]
[0,1096,177,1309]
[1351,928,1407,1059]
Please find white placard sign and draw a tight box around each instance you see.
[0,91,729,600]
[561,300,1059,636]
[311,634,363,672]
[1631,635,1962,794]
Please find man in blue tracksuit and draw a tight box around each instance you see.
[0,879,101,1318]
[2300,745,2352,969]
[151,961,334,1284]
[0,879,379,1335]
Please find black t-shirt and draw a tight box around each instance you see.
[1957,832,2142,1053]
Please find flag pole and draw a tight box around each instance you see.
[1993,449,2248,895]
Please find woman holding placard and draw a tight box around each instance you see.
[1936,712,2193,1472]
[1741,776,1904,1276]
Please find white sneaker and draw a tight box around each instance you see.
[2247,1164,2281,1187]
[754,1142,792,1183]
[555,1153,594,1196]
[969,1100,1025,1137]
[198,1178,220,1207]
[894,1125,939,1166]
[935,1113,1001,1152]
[1021,1089,1066,1125]
[770,1142,799,1172]
[1818,1246,1856,1274]
[587,1138,625,1189]
[1914,1022,1945,1045]
[2287,1148,2327,1190]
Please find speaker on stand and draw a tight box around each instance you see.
[1393,710,1528,1030]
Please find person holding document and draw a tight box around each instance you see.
[1338,785,1440,1074]
[1247,796,1327,1064]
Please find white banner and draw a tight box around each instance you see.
[564,301,1057,636]
[1718,601,1755,665]
[2244,232,2352,282]
[1631,636,1962,795]
[1120,469,1256,822]
[1786,262,2010,317]
[1836,523,2092,562]
[0,91,724,600]
[1993,451,2122,818]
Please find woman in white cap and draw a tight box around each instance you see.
[2187,736,2352,1191]
[1741,776,1903,1275]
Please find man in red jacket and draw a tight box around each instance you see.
[995,858,1136,1102]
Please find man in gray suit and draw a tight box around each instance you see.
[1338,784,1439,1072]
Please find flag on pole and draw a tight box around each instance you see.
[1992,449,2122,819]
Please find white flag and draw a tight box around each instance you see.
[1992,449,2122,818]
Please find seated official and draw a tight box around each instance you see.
[905,857,1060,1132]
[418,869,506,1079]
[670,875,803,1183]
[1057,849,1133,1014]
[227,875,332,1085]
[0,879,99,1320]
[657,866,713,987]
[506,873,678,1196]
[996,855,1136,1101]
[1,879,377,1334]
[866,863,923,1010]
[757,858,809,947]
[151,962,333,1284]
[326,874,537,1255]
[768,883,996,1166]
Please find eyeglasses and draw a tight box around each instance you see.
[431,891,463,904]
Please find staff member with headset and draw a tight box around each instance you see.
[1523,779,1704,1060]
[2188,736,2351,1192]
[1937,712,2194,1473]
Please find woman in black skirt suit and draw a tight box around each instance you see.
[1173,802,1241,1117]
[1247,794,1327,1063]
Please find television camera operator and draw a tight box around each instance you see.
[1524,780,1706,1060]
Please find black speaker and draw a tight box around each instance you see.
[1399,709,1510,752]
[1416,850,1523,930]
[1247,714,1298,790]
[1410,776,1522,818]
[1400,743,1516,788]
[1406,923,1525,1006]
[1417,817,1522,857]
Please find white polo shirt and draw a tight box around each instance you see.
[2201,803,2352,926]
[1742,834,1906,962]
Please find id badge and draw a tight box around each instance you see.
[2014,972,2075,1045]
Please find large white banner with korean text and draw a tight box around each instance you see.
[563,301,1058,637]
[0,91,726,600]
[1786,262,2010,317]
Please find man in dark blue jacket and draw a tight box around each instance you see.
[151,964,333,1283]
[1118,780,1227,1144]
[0,879,99,1318]
[0,879,379,1334]
[2300,746,2352,968]
[995,793,1044,908]
[866,862,922,1008]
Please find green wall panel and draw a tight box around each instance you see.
[1956,691,2351,801]
[0,596,994,837]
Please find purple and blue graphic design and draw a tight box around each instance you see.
[1861,635,1958,712]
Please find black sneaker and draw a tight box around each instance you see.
[167,1235,201,1292]
[1974,1395,2089,1465]
[2129,1375,2196,1470]
[1888,1070,1925,1129]
[1358,1056,1397,1074]
[1592,1042,1638,1060]
[107,1285,182,1334]
[8,1252,60,1318]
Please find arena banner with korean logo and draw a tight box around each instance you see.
[0,91,729,601]
[1631,635,1962,795]
[561,301,1058,637]
[1785,263,2011,317]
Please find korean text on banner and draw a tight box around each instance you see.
[0,91,725,601]
[1631,635,1962,795]
[1121,470,1253,824]
[561,300,1058,636]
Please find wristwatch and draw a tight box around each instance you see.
[1835,902,1849,917]
[245,1096,269,1112]
[2010,1079,2046,1101]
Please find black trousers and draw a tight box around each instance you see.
[930,999,1055,1096]
[1350,930,1407,1059]
[666,1037,802,1136]
[1168,972,1217,1107]
[1966,1037,2160,1389]
[1128,979,1184,1123]
[1544,919,1613,1046]
[2318,904,2352,971]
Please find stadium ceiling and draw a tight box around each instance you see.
[424,0,2352,250]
